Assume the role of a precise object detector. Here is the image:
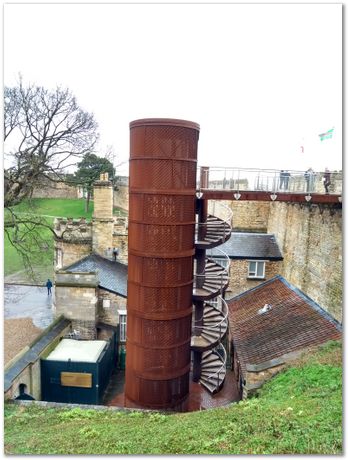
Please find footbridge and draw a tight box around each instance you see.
[197,167,342,204]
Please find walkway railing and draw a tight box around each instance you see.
[197,167,342,195]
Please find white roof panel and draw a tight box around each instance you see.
[45,339,107,363]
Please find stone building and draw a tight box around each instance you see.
[53,173,129,341]
[228,275,342,399]
[225,199,342,322]
[212,232,283,298]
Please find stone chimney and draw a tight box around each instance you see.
[92,173,114,256]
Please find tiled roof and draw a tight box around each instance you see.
[66,254,128,297]
[228,275,341,375]
[212,232,283,260]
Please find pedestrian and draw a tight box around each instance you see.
[112,247,119,261]
[279,170,285,190]
[284,171,290,190]
[304,168,314,192]
[323,167,331,194]
[46,279,53,295]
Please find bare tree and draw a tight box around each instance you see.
[4,78,99,208]
[4,78,99,279]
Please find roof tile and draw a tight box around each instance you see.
[228,276,341,374]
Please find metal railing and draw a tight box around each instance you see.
[194,295,228,339]
[204,343,227,390]
[195,201,233,244]
[194,247,231,292]
[197,166,342,195]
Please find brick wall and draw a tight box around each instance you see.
[268,202,342,322]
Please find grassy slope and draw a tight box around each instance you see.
[4,341,342,455]
[4,198,126,277]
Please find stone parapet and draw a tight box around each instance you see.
[54,217,92,242]
[55,271,98,288]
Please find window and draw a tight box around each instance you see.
[118,310,127,342]
[103,299,111,309]
[248,260,265,279]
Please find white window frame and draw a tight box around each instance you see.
[118,310,127,342]
[248,260,266,279]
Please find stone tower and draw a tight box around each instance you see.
[92,173,114,257]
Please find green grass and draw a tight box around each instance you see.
[4,198,127,279]
[4,341,342,455]
[13,198,94,219]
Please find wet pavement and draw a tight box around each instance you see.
[4,284,54,329]
[105,369,241,412]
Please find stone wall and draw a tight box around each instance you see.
[97,289,127,327]
[208,200,233,224]
[54,218,92,268]
[92,220,114,257]
[92,176,114,256]
[32,179,78,199]
[268,202,342,322]
[113,184,129,211]
[55,240,92,269]
[230,201,270,232]
[54,272,98,339]
[93,180,113,219]
[112,217,128,264]
[227,259,282,298]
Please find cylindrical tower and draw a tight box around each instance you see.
[125,118,200,410]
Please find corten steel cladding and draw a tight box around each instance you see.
[125,118,200,409]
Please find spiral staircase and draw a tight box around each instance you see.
[192,203,232,394]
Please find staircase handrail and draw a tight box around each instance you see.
[204,343,227,387]
[195,216,231,243]
[207,247,231,275]
[194,296,228,333]
[194,248,230,294]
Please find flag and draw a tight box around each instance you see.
[319,128,334,141]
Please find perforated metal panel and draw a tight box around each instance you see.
[125,118,199,410]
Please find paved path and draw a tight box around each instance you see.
[4,284,54,329]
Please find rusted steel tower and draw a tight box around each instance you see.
[125,118,200,410]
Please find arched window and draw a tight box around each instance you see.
[18,383,27,395]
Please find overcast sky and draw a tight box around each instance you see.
[4,3,342,176]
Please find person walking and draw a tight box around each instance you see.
[323,167,331,194]
[46,279,53,295]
